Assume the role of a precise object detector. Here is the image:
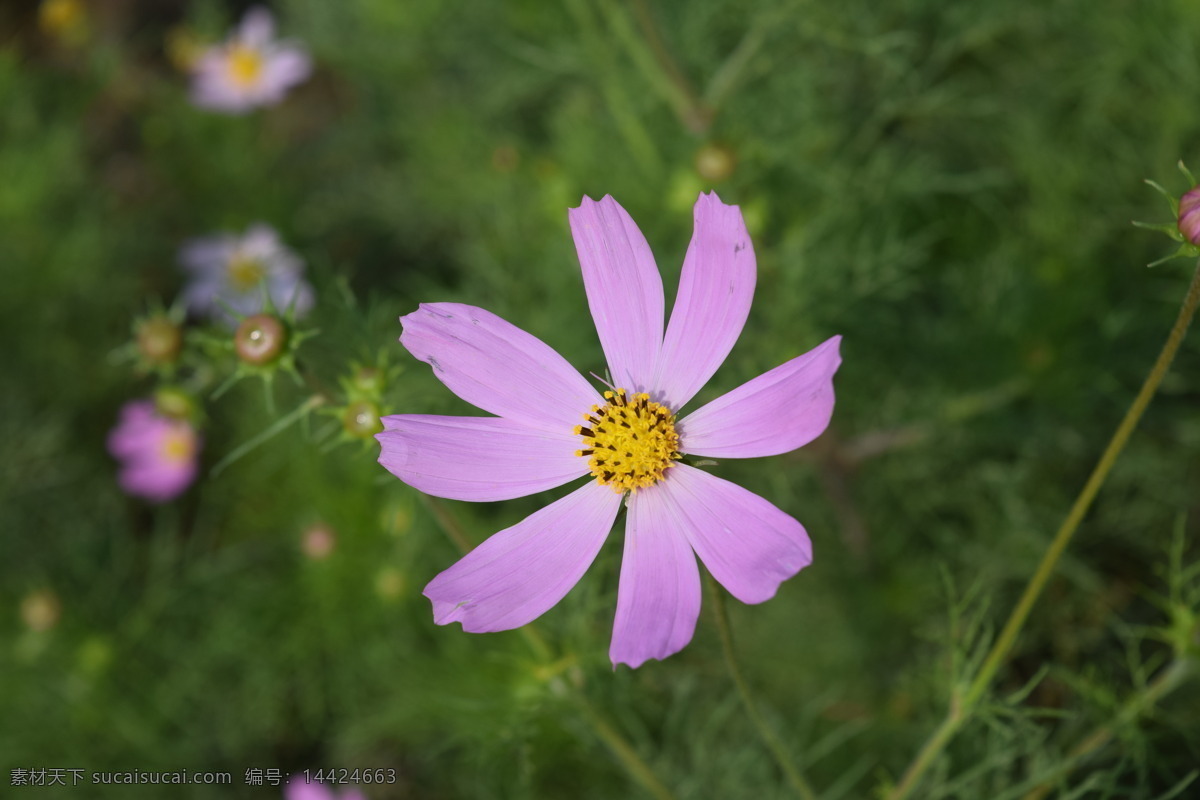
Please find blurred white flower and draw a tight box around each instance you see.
[190,6,311,114]
[179,223,314,323]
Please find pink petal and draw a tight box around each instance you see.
[609,484,702,668]
[651,192,756,411]
[285,779,335,800]
[263,48,313,90]
[400,303,603,434]
[679,335,841,459]
[660,464,811,604]
[238,6,276,47]
[424,481,621,632]
[568,196,664,394]
[178,235,234,273]
[376,415,588,502]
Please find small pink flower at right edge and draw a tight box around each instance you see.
[285,777,366,800]
[190,6,311,114]
[107,400,201,503]
[377,192,842,668]
[1178,185,1200,245]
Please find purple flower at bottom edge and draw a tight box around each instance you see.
[107,400,201,503]
[376,192,842,668]
[285,777,367,800]
[190,5,311,114]
[179,222,314,324]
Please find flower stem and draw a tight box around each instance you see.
[421,497,674,798]
[1022,656,1194,800]
[887,259,1200,800]
[708,574,817,800]
[421,495,475,556]
[575,694,679,800]
[209,394,325,477]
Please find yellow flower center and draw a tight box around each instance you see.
[159,428,196,464]
[227,254,266,291]
[226,44,264,88]
[575,389,680,494]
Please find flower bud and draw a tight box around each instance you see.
[135,314,183,367]
[342,400,383,439]
[1179,186,1200,245]
[375,567,406,601]
[301,524,336,560]
[153,386,198,422]
[21,589,61,633]
[234,313,288,366]
[695,142,736,183]
[351,367,386,399]
[165,25,205,73]
[39,0,87,44]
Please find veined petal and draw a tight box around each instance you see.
[652,193,756,410]
[376,415,588,502]
[569,196,664,393]
[424,481,622,632]
[662,465,812,604]
[401,303,603,434]
[610,484,702,668]
[679,336,841,459]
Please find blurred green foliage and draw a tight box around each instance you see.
[2,0,1199,797]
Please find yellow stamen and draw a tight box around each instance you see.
[159,428,196,464]
[227,254,266,291]
[225,44,264,88]
[575,388,680,494]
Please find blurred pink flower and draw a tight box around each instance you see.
[377,193,842,668]
[285,777,366,800]
[107,400,200,503]
[179,223,314,323]
[190,6,311,114]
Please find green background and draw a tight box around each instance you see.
[2,0,1199,797]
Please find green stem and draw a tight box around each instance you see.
[209,394,325,477]
[421,497,673,798]
[421,495,474,556]
[888,259,1200,800]
[575,695,679,800]
[1023,657,1193,800]
[708,575,817,800]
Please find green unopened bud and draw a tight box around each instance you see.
[695,142,736,183]
[235,313,288,366]
[352,367,385,398]
[153,385,199,422]
[135,314,183,366]
[1179,186,1200,246]
[21,589,61,633]
[342,400,383,439]
[375,567,406,601]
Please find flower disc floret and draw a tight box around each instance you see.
[225,44,264,87]
[575,389,680,493]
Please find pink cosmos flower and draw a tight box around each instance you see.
[107,400,201,503]
[377,193,842,668]
[179,223,314,323]
[285,778,366,800]
[190,6,311,114]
